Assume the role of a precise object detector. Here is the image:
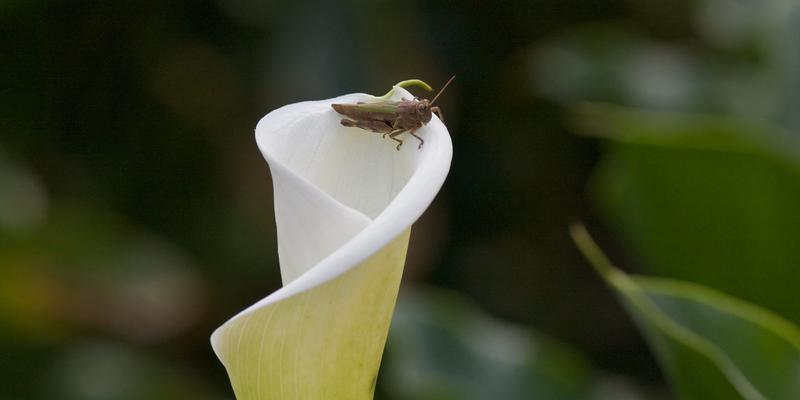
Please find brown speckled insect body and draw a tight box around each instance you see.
[331,76,454,150]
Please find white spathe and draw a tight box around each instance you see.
[211,85,452,400]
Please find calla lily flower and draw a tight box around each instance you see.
[211,81,452,399]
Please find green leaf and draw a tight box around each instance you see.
[571,224,800,400]
[574,104,800,325]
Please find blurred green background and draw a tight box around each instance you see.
[3,0,799,399]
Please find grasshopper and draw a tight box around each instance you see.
[331,76,454,150]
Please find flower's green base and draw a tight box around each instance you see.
[213,230,410,400]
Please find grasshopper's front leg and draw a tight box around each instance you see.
[383,126,404,139]
[383,118,406,149]
[431,106,444,122]
[389,126,423,150]
[407,124,424,149]
[386,130,404,150]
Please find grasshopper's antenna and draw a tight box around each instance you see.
[430,75,455,105]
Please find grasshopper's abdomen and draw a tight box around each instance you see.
[340,118,393,134]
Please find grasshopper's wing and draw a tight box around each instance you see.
[332,101,398,121]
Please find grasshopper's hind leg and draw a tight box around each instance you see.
[340,118,358,127]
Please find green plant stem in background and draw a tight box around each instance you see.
[571,223,800,400]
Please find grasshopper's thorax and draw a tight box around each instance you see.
[397,98,433,124]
